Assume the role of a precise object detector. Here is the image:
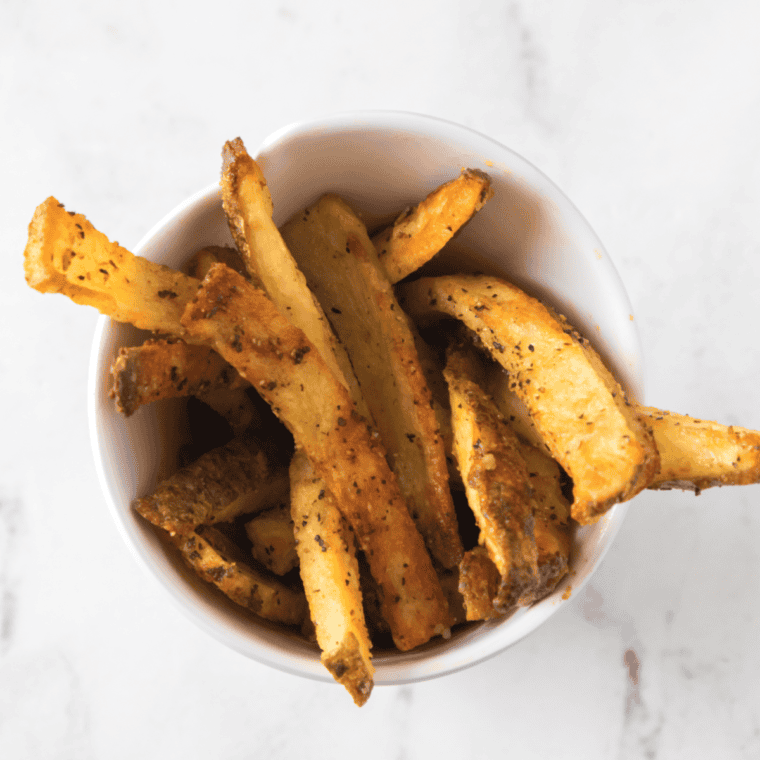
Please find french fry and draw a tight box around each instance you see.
[372,169,493,284]
[444,343,539,610]
[174,526,306,626]
[24,197,199,334]
[514,440,571,598]
[482,360,571,596]
[398,275,660,525]
[290,452,374,706]
[245,502,299,576]
[181,264,449,651]
[110,338,249,416]
[220,138,368,415]
[280,194,462,568]
[133,436,289,537]
[642,408,760,492]
[458,547,501,621]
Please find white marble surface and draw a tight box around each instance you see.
[4,0,760,756]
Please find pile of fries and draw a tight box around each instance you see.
[24,138,760,705]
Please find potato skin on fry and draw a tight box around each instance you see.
[444,344,539,611]
[133,436,288,536]
[110,338,249,416]
[220,139,368,417]
[458,547,502,621]
[290,452,374,706]
[181,264,449,651]
[24,197,199,335]
[372,169,493,284]
[245,503,299,576]
[399,275,659,525]
[642,407,760,492]
[174,526,306,626]
[281,194,462,569]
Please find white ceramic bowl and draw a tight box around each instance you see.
[89,111,643,685]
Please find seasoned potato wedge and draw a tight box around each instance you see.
[24,197,199,335]
[513,439,571,598]
[245,503,299,576]
[181,264,449,651]
[458,547,501,621]
[642,408,760,492]
[399,275,660,525]
[444,344,539,610]
[133,436,289,537]
[175,526,306,626]
[221,139,367,415]
[281,194,462,569]
[372,169,493,284]
[110,338,249,416]
[290,452,374,706]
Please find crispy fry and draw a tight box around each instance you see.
[24,197,199,334]
[642,407,760,492]
[290,452,374,706]
[281,194,462,568]
[245,502,299,576]
[372,169,493,284]
[444,344,539,610]
[399,275,660,525]
[110,338,249,416]
[220,139,367,414]
[514,440,571,598]
[458,547,501,621]
[133,436,289,537]
[181,264,449,650]
[174,526,306,626]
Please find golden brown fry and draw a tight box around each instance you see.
[133,436,289,537]
[245,502,299,576]
[281,194,462,569]
[110,338,249,416]
[24,197,199,334]
[483,359,571,596]
[372,169,493,284]
[181,264,449,651]
[220,139,367,414]
[174,526,306,626]
[514,440,571,598]
[290,452,374,706]
[399,275,659,525]
[642,407,760,492]
[458,547,501,621]
[444,344,539,610]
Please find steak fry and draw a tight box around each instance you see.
[642,407,760,492]
[372,169,493,284]
[245,502,299,576]
[290,452,374,706]
[514,440,571,598]
[458,547,501,621]
[175,526,306,626]
[110,338,249,416]
[280,194,462,569]
[399,275,660,525]
[181,264,449,651]
[221,138,367,415]
[24,197,199,335]
[133,436,288,537]
[444,344,539,611]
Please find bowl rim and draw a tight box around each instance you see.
[88,110,641,685]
